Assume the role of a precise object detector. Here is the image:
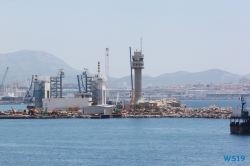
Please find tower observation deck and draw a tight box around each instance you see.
[131,50,144,102]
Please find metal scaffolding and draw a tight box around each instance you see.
[50,69,64,98]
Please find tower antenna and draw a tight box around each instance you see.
[105,48,109,102]
[140,37,142,53]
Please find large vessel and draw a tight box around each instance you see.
[230,96,250,134]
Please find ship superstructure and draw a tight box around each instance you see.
[230,96,250,134]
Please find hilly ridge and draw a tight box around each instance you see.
[0,50,82,84]
[109,69,245,87]
[0,50,248,87]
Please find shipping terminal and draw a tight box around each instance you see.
[0,46,182,119]
[1,46,249,136]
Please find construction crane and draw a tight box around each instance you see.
[76,68,93,94]
[115,92,119,105]
[129,47,135,112]
[0,67,9,96]
[105,48,109,102]
[24,75,34,102]
[77,75,85,93]
[77,75,82,93]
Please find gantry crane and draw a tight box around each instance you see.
[24,75,34,102]
[77,74,85,93]
[0,67,9,95]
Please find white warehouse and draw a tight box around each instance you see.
[42,93,92,112]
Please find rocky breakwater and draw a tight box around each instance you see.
[161,105,232,119]
[123,99,233,119]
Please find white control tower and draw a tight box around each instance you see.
[131,50,144,102]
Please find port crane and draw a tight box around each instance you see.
[77,74,85,93]
[77,68,93,93]
[115,92,119,105]
[24,75,34,102]
[0,67,9,96]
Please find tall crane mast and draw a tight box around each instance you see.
[0,67,9,95]
[77,74,85,93]
[116,91,119,105]
[105,48,109,102]
[24,75,35,102]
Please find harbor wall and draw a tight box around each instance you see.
[83,105,116,115]
[42,98,92,112]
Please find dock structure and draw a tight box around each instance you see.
[230,96,250,134]
[34,75,50,109]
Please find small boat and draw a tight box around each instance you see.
[230,96,250,134]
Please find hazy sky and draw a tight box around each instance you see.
[1,0,250,78]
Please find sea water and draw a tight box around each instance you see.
[0,104,28,111]
[0,102,249,166]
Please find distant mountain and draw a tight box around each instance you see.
[154,69,241,85]
[0,50,82,84]
[0,50,247,87]
[242,74,250,80]
[109,69,244,88]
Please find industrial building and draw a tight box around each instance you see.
[39,64,109,114]
[42,93,92,112]
[34,75,50,108]
[91,73,107,105]
[77,62,108,105]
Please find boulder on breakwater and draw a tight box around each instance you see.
[123,105,232,119]
[159,105,232,118]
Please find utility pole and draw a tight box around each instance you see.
[0,67,9,95]
[105,48,109,102]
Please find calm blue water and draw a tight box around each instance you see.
[0,119,249,166]
[0,104,27,111]
[0,102,250,166]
